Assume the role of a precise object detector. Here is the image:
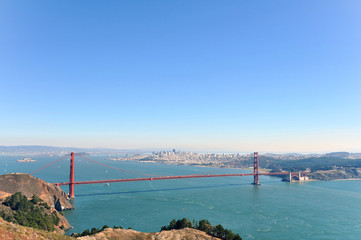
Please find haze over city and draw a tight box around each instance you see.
[1,1,360,153]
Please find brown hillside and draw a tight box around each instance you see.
[77,228,221,240]
[0,217,74,240]
[0,218,221,240]
[0,173,73,211]
[0,173,73,230]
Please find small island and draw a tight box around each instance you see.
[17,158,37,163]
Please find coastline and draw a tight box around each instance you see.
[108,156,361,182]
[311,178,361,182]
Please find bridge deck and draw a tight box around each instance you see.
[54,172,289,186]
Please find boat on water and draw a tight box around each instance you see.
[17,158,37,163]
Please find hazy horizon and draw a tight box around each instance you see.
[1,144,360,155]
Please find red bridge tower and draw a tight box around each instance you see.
[252,152,260,185]
[69,152,75,198]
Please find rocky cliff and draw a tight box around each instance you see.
[0,173,73,230]
[0,173,73,211]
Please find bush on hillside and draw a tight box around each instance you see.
[161,218,242,240]
[1,192,60,231]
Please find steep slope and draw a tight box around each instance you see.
[0,173,73,211]
[0,217,73,240]
[0,173,73,230]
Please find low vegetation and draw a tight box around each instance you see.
[72,224,121,237]
[260,156,361,173]
[0,217,73,240]
[161,218,242,240]
[0,192,61,231]
[74,218,242,240]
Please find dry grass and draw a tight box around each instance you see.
[0,217,74,240]
[77,228,220,240]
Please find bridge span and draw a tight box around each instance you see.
[30,152,306,198]
[54,172,289,186]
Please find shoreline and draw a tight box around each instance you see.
[139,161,361,182]
[98,157,361,183]
[311,178,361,182]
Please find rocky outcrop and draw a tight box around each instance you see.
[0,173,73,230]
[0,173,73,211]
[77,228,221,240]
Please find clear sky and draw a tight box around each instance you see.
[0,1,360,153]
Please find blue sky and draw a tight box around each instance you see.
[0,1,360,152]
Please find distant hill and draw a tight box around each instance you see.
[263,156,361,172]
[0,145,145,154]
[325,152,350,158]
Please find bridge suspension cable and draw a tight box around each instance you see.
[75,154,162,177]
[75,154,229,177]
[29,154,70,175]
[195,168,223,175]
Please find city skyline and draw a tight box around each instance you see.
[1,1,360,153]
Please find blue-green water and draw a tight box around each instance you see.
[1,155,361,240]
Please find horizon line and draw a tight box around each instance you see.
[0,145,360,155]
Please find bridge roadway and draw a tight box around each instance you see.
[54,172,289,186]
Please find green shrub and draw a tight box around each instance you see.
[161,218,242,240]
[1,192,58,231]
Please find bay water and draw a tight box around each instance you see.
[1,155,361,240]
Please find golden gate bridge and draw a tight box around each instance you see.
[30,152,304,198]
